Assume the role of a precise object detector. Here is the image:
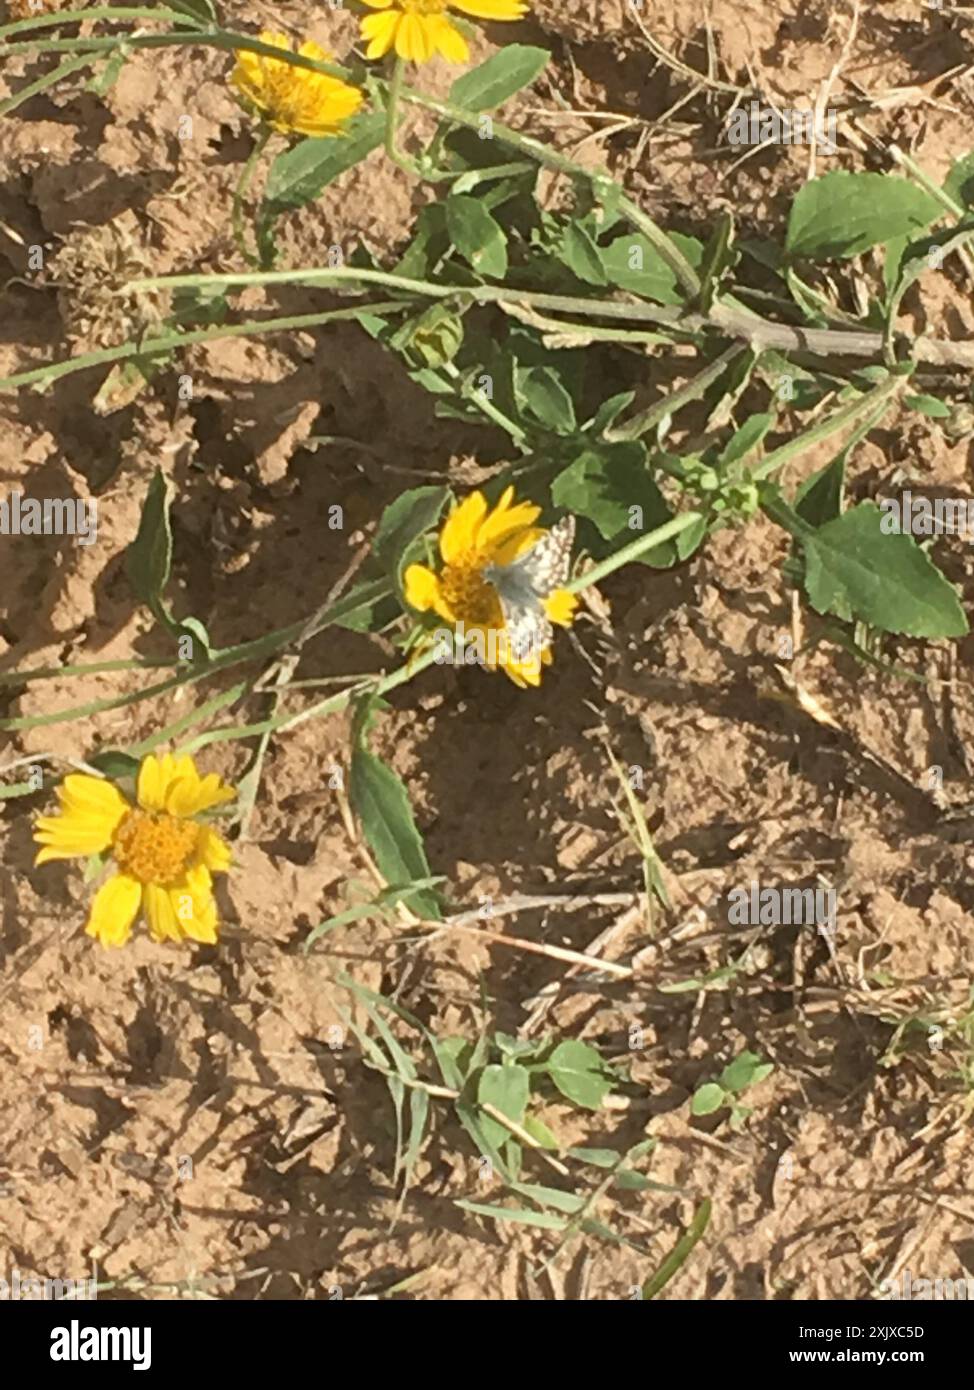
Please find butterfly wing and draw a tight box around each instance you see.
[488,516,575,664]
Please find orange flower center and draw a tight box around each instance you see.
[113,810,199,886]
[440,561,502,628]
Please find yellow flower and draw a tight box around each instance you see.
[34,754,236,949]
[404,486,577,687]
[231,31,364,137]
[360,0,527,65]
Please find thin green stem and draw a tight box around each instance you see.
[751,372,905,481]
[121,264,689,326]
[441,362,528,446]
[0,6,188,38]
[0,301,408,393]
[568,512,703,591]
[0,53,96,118]
[232,127,272,267]
[605,345,745,442]
[384,55,421,177]
[0,577,394,730]
[1,29,353,80]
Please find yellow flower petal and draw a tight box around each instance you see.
[441,491,488,564]
[397,12,436,62]
[34,775,129,864]
[231,29,363,138]
[452,0,527,18]
[297,39,330,63]
[429,14,470,62]
[404,563,444,613]
[143,882,183,943]
[362,10,400,58]
[197,826,233,874]
[543,588,578,627]
[166,768,236,819]
[162,866,218,945]
[84,872,142,948]
[136,753,174,812]
[477,489,542,554]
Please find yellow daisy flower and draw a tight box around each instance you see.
[403,486,577,687]
[360,0,528,65]
[34,754,236,949]
[230,31,364,137]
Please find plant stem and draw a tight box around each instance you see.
[1,29,353,80]
[232,127,271,267]
[750,372,904,481]
[384,56,421,176]
[116,265,974,370]
[0,302,409,393]
[0,53,96,118]
[0,6,188,37]
[605,345,745,442]
[569,511,704,590]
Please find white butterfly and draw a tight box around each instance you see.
[482,515,575,665]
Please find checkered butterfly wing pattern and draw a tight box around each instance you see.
[485,516,575,665]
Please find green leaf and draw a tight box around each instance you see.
[690,1083,726,1116]
[521,1114,560,1150]
[262,114,385,213]
[372,486,450,590]
[446,195,509,278]
[559,221,608,286]
[795,452,845,528]
[125,470,212,657]
[516,365,575,433]
[448,45,550,112]
[599,232,703,304]
[507,1181,586,1214]
[477,1063,530,1147]
[697,211,735,313]
[85,47,128,96]
[786,172,941,261]
[86,751,141,780]
[642,1198,712,1299]
[719,412,773,467]
[256,114,385,261]
[566,1147,621,1168]
[613,1168,660,1192]
[904,393,952,419]
[349,742,441,920]
[126,469,172,618]
[800,502,968,638]
[551,442,675,565]
[944,151,974,211]
[590,391,636,436]
[546,1040,612,1110]
[718,1050,772,1094]
[455,1200,568,1230]
[493,1032,548,1062]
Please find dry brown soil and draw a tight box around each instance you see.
[2,0,974,1300]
